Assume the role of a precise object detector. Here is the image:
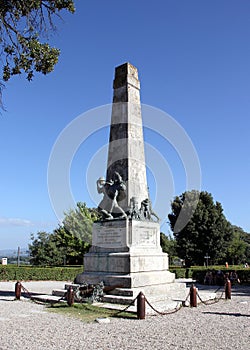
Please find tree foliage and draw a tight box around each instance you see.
[168,191,233,265]
[29,202,99,266]
[62,202,98,245]
[54,202,99,264]
[226,226,250,265]
[0,1,75,105]
[160,233,177,260]
[29,231,64,266]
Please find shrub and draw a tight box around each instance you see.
[0,266,83,281]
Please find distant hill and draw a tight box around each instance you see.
[0,248,29,257]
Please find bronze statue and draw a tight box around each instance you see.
[97,172,127,220]
[140,198,160,222]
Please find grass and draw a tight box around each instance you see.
[48,302,137,323]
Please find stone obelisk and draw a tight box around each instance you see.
[76,63,186,307]
[106,63,148,211]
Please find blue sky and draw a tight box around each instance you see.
[1,0,250,249]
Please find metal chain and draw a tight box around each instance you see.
[144,296,183,315]
[196,289,224,305]
[111,288,193,317]
[143,284,225,315]
[20,283,65,306]
[16,281,228,318]
[110,295,139,316]
[111,288,191,317]
[184,290,191,303]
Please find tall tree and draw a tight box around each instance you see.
[53,225,86,265]
[168,191,233,265]
[160,232,177,263]
[29,231,64,266]
[54,203,99,264]
[0,1,75,106]
[226,226,250,265]
[29,203,99,265]
[61,202,99,247]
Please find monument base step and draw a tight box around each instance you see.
[106,287,134,297]
[102,294,135,305]
[52,289,67,297]
[31,294,66,304]
[75,270,175,288]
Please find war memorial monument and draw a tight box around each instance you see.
[76,63,186,306]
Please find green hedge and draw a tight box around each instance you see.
[0,266,83,281]
[2,265,249,284]
[170,267,187,279]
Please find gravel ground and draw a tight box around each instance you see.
[0,282,249,350]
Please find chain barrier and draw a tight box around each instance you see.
[185,290,191,303]
[196,284,225,306]
[143,287,192,316]
[110,288,193,318]
[17,282,66,306]
[13,280,232,320]
[214,285,223,293]
[109,295,139,316]
[142,283,228,316]
[145,297,182,315]
[196,290,223,305]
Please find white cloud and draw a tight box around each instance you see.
[0,217,34,227]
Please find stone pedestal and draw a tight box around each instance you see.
[75,219,186,303]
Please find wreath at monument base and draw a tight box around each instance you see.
[74,281,104,303]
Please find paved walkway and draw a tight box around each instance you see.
[0,282,249,350]
[0,279,242,300]
[0,280,69,296]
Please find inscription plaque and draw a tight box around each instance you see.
[129,221,159,248]
[92,222,127,248]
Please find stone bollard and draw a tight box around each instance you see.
[137,292,146,319]
[66,286,74,306]
[190,284,197,307]
[15,281,22,300]
[225,279,232,299]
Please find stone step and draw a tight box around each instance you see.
[65,283,80,291]
[31,294,66,304]
[106,288,134,297]
[52,289,67,297]
[102,294,136,305]
[93,301,137,313]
